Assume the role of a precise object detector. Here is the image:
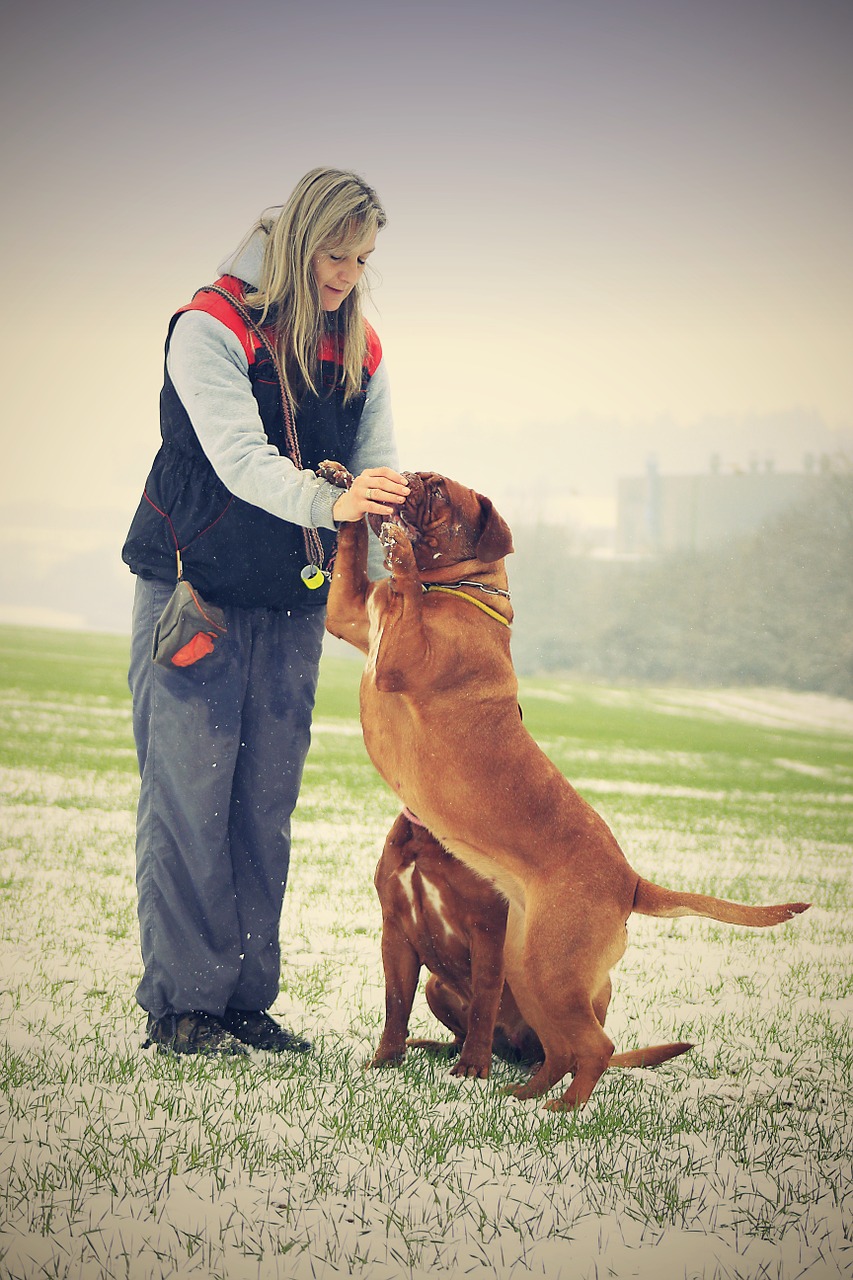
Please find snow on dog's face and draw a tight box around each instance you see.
[369,471,514,572]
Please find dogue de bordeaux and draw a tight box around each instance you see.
[370,810,703,1081]
[371,809,543,1077]
[320,463,809,1110]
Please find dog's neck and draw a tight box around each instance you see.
[417,557,509,588]
[416,558,513,624]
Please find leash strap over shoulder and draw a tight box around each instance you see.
[198,283,326,573]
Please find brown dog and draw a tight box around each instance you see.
[322,464,809,1110]
[370,812,699,1082]
[370,810,543,1077]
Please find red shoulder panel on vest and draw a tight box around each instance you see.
[177,275,260,363]
[317,320,382,374]
[177,277,383,376]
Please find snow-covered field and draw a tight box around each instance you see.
[0,656,851,1279]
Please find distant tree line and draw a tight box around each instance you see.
[508,470,853,698]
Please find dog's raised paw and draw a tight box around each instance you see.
[317,460,353,490]
[381,522,416,571]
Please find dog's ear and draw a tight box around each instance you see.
[475,496,514,561]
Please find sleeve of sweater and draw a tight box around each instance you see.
[166,310,397,535]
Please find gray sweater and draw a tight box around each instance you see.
[166,228,397,573]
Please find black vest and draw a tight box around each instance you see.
[122,281,374,610]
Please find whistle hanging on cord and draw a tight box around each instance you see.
[301,564,327,590]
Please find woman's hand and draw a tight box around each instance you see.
[332,467,410,523]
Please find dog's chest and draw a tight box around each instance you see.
[392,863,471,972]
[364,590,386,675]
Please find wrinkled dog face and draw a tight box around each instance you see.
[369,472,514,571]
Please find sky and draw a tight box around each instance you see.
[1,0,852,628]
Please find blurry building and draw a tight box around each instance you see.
[617,453,835,555]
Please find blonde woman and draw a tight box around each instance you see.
[123,169,408,1055]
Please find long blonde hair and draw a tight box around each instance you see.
[243,168,386,406]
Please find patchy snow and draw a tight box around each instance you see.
[573,777,853,806]
[520,682,853,734]
[653,687,853,733]
[311,717,364,737]
[773,757,837,779]
[0,691,851,1280]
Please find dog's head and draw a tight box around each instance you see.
[369,471,514,572]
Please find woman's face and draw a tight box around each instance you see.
[312,230,376,310]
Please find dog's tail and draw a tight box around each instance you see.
[609,1041,694,1069]
[632,877,810,928]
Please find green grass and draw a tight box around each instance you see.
[0,624,851,1279]
[0,627,133,704]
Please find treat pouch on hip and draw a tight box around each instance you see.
[152,579,227,668]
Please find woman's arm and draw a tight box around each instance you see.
[348,357,398,476]
[167,310,341,530]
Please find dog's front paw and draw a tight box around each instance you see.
[379,520,406,548]
[364,1043,406,1069]
[317,460,353,490]
[381,521,416,574]
[450,1056,491,1080]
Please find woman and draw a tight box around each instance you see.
[123,168,408,1056]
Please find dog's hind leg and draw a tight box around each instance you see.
[504,895,625,1108]
[593,976,612,1027]
[421,974,468,1040]
[406,975,466,1057]
[530,976,616,1106]
[508,994,614,1107]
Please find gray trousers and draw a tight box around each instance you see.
[129,576,325,1019]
